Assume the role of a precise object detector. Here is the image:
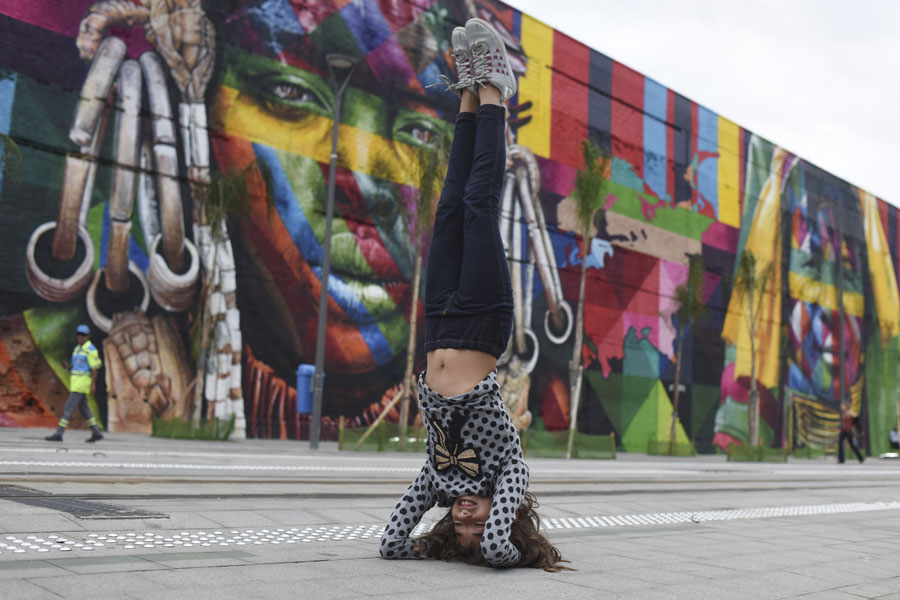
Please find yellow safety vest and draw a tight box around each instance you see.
[70,340,102,394]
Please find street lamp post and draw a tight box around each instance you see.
[310,54,357,450]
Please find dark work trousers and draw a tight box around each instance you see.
[61,391,96,424]
[838,430,864,463]
[424,105,513,359]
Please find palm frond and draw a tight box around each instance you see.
[198,160,274,240]
[573,139,610,236]
[674,254,707,324]
[733,249,774,328]
[404,134,450,253]
[414,134,450,229]
[0,132,24,184]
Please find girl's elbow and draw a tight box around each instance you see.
[481,545,518,568]
[379,539,399,559]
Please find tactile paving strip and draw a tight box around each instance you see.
[540,501,900,529]
[0,526,392,555]
[1,501,898,557]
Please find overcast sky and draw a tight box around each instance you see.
[505,0,900,205]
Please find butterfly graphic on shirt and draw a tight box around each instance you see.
[430,412,481,480]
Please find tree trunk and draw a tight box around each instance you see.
[192,234,216,428]
[398,252,422,451]
[566,233,589,459]
[748,295,759,447]
[668,323,685,455]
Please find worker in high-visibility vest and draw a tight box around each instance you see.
[46,324,104,442]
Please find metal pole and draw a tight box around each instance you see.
[311,60,355,450]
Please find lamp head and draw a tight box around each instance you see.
[325,54,358,95]
[326,54,356,70]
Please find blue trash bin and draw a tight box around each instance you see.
[295,364,319,414]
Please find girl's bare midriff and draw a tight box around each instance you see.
[425,348,497,397]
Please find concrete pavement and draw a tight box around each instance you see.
[0,427,899,599]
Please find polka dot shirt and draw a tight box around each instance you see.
[379,370,529,567]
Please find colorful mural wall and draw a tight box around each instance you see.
[1,0,897,454]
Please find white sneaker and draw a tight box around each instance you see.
[465,18,517,102]
[427,27,476,97]
[451,27,477,96]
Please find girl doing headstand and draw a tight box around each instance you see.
[379,18,567,571]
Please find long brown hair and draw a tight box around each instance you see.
[418,492,573,572]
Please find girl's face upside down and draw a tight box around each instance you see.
[451,495,492,550]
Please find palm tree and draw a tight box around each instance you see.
[667,253,706,455]
[566,139,610,459]
[0,132,23,184]
[732,249,774,447]
[397,135,449,450]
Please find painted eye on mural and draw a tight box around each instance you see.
[251,72,332,121]
[404,125,434,145]
[393,111,447,149]
[272,83,313,102]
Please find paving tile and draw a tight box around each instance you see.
[676,543,743,560]
[554,571,659,593]
[0,514,78,532]
[578,551,653,571]
[0,560,72,580]
[701,570,840,599]
[45,555,165,574]
[599,547,684,564]
[2,578,65,600]
[491,578,607,599]
[793,592,873,600]
[836,580,900,598]
[363,585,538,600]
[832,543,892,556]
[194,511,280,527]
[659,561,743,579]
[711,547,842,572]
[665,580,778,600]
[819,559,900,580]
[240,557,391,582]
[785,564,872,586]
[25,572,171,599]
[384,561,521,587]
[300,573,414,597]
[141,553,252,569]
[614,565,703,585]
[599,586,682,600]
[138,564,260,588]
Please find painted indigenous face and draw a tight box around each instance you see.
[784,166,864,408]
[211,2,455,375]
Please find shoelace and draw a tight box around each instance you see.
[469,42,489,89]
[454,49,473,86]
[425,74,455,92]
[425,49,476,94]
